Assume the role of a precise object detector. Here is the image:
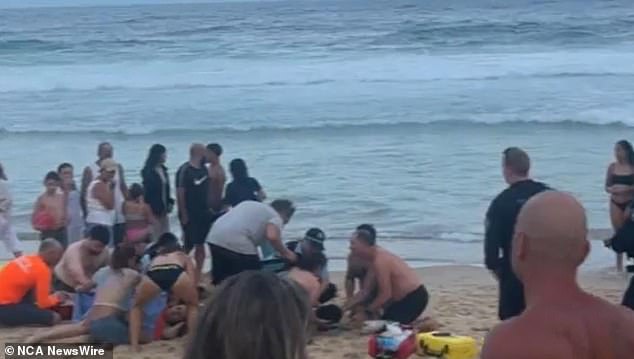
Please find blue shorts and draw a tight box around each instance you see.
[89,314,129,345]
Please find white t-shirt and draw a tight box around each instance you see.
[208,201,283,255]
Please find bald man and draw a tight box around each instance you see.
[176,143,210,284]
[482,192,634,359]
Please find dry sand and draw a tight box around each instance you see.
[0,265,630,359]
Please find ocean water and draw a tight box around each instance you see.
[1,0,633,268]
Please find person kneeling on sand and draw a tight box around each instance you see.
[344,228,429,325]
[281,252,342,330]
[0,239,68,327]
[482,192,634,359]
[128,232,198,352]
[54,225,110,321]
[185,271,310,359]
[27,245,143,344]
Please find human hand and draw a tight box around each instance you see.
[180,212,189,226]
[55,291,72,303]
[75,281,95,293]
[284,250,298,263]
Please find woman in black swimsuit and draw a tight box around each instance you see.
[605,140,634,272]
[129,233,198,351]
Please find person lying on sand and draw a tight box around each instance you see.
[27,245,143,344]
[128,232,198,352]
[482,191,634,359]
[0,239,67,327]
[344,228,429,325]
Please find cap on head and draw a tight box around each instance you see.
[513,191,589,271]
[503,147,530,177]
[100,158,118,172]
[303,228,326,250]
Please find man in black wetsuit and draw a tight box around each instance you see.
[484,147,550,320]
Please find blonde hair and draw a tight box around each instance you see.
[185,271,310,359]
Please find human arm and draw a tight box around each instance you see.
[64,249,93,288]
[606,163,615,194]
[367,263,390,313]
[176,168,188,224]
[80,166,93,218]
[266,222,297,262]
[252,178,266,201]
[0,181,11,214]
[31,196,44,228]
[484,200,502,275]
[118,164,129,199]
[34,265,60,308]
[93,182,115,210]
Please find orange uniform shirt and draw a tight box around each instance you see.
[0,255,59,308]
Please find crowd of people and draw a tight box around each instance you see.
[0,141,634,358]
[0,141,431,352]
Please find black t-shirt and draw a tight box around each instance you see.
[224,177,262,207]
[176,162,209,220]
[484,179,550,271]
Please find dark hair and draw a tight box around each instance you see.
[57,163,73,173]
[44,171,61,183]
[143,144,166,173]
[617,140,634,166]
[207,143,223,157]
[271,199,295,218]
[155,232,182,255]
[88,225,110,245]
[503,147,530,176]
[0,163,6,181]
[229,158,249,181]
[129,183,144,200]
[110,244,137,270]
[355,229,376,246]
[356,224,376,242]
[185,271,309,359]
[296,251,327,273]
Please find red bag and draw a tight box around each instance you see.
[32,210,56,231]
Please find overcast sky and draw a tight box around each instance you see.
[0,0,262,9]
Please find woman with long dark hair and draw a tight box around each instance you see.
[605,140,634,271]
[224,158,266,207]
[141,144,173,241]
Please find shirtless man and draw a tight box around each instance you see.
[33,171,67,246]
[206,143,226,216]
[345,228,429,324]
[482,191,634,359]
[54,225,110,293]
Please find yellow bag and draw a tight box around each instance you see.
[416,332,478,359]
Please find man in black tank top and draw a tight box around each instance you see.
[485,147,550,320]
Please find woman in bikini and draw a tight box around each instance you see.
[123,184,156,244]
[605,140,634,272]
[128,232,198,351]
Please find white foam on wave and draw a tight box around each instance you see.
[3,49,634,93]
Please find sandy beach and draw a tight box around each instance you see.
[1,265,629,359]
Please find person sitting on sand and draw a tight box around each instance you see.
[481,191,634,359]
[184,271,310,359]
[0,239,67,327]
[123,183,156,243]
[286,228,337,304]
[128,232,198,351]
[32,171,67,246]
[207,199,297,285]
[54,225,110,321]
[27,244,143,344]
[0,162,23,258]
[344,228,429,325]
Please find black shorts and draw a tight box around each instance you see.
[382,285,429,324]
[183,219,211,252]
[0,303,55,327]
[209,244,261,285]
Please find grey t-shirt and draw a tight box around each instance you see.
[208,201,284,255]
